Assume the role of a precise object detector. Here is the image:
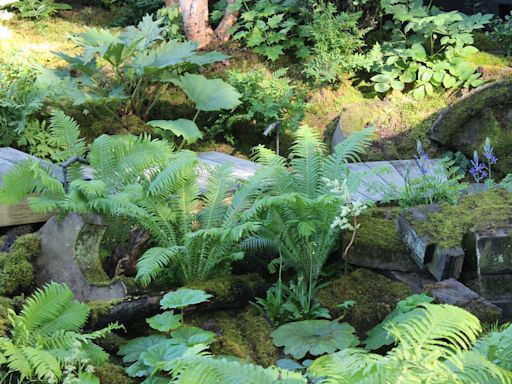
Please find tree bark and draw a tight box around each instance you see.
[214,0,240,42]
[179,0,214,48]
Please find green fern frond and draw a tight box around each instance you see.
[48,110,86,162]
[200,164,236,230]
[21,347,62,380]
[136,246,184,286]
[147,150,197,197]
[330,126,375,164]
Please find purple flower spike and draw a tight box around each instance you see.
[469,150,489,183]
[415,140,429,175]
[483,137,497,165]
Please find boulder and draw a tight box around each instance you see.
[430,80,512,176]
[36,213,127,302]
[463,227,512,275]
[427,245,465,281]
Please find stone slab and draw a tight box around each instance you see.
[427,245,465,281]
[463,227,512,275]
[37,213,127,302]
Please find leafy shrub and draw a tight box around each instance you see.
[0,282,120,383]
[212,67,306,144]
[38,15,238,121]
[371,0,492,99]
[0,58,45,147]
[309,303,512,383]
[301,2,375,84]
[9,0,71,19]
[488,12,512,56]
[231,0,309,61]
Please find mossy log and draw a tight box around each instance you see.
[89,274,269,329]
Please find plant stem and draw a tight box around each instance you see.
[343,216,357,276]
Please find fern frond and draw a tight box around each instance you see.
[147,150,197,197]
[136,246,184,286]
[48,110,86,162]
[35,300,89,337]
[21,347,62,380]
[199,164,235,230]
[330,126,375,164]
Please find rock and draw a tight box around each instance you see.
[397,205,440,267]
[36,213,127,302]
[430,79,512,176]
[386,270,436,293]
[427,245,465,281]
[424,278,502,323]
[343,210,420,272]
[331,117,346,152]
[463,227,512,275]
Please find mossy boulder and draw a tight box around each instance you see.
[430,80,512,176]
[0,234,40,296]
[0,297,13,336]
[342,208,419,272]
[317,269,412,333]
[193,309,278,367]
[96,362,135,384]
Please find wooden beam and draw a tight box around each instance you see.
[0,198,53,227]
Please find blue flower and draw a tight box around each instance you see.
[483,137,497,165]
[469,151,489,182]
[414,140,429,175]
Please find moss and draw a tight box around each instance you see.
[409,190,512,249]
[96,362,135,384]
[194,309,277,367]
[0,234,40,296]
[0,297,13,336]
[317,269,411,333]
[187,273,265,301]
[88,299,122,324]
[349,208,404,251]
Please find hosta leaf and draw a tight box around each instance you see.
[173,74,241,111]
[271,320,359,359]
[412,85,426,99]
[443,73,456,88]
[147,311,183,333]
[160,289,212,310]
[374,82,391,93]
[371,74,393,83]
[148,119,202,144]
[391,81,405,90]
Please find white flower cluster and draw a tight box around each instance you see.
[323,178,368,231]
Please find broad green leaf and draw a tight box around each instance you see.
[374,82,391,93]
[118,335,168,363]
[443,73,456,88]
[391,81,405,91]
[412,85,426,99]
[170,326,216,346]
[147,311,183,332]
[160,289,212,310]
[371,74,393,83]
[271,320,359,359]
[148,119,202,144]
[173,74,241,111]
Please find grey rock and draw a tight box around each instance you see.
[397,205,441,267]
[424,278,502,323]
[427,245,465,281]
[36,213,127,302]
[463,227,512,275]
[387,270,436,293]
[331,117,346,152]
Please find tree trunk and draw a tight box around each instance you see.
[215,0,240,42]
[164,0,178,5]
[179,0,214,48]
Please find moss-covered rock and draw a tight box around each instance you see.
[193,309,278,367]
[317,269,412,333]
[96,362,135,384]
[0,234,40,296]
[405,190,512,249]
[342,208,419,272]
[0,297,13,336]
[187,273,267,302]
[430,80,512,177]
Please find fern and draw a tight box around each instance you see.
[309,303,512,384]
[0,282,121,383]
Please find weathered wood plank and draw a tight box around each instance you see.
[347,163,387,202]
[0,198,53,227]
[364,161,406,189]
[198,152,259,172]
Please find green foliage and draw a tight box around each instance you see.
[488,12,512,56]
[244,126,375,286]
[301,2,374,84]
[10,0,71,19]
[0,234,40,296]
[0,57,45,147]
[364,293,433,350]
[160,288,212,310]
[213,67,306,144]
[0,282,120,383]
[252,277,331,326]
[231,0,308,61]
[371,0,492,98]
[39,15,234,121]
[272,319,359,359]
[309,303,512,383]
[475,324,512,372]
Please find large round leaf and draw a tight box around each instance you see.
[271,320,359,359]
[147,310,183,332]
[160,288,212,310]
[170,326,216,346]
[173,73,241,111]
[148,119,202,144]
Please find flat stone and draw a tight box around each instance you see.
[464,273,512,300]
[424,278,502,323]
[426,245,465,281]
[36,213,127,302]
[386,270,436,293]
[397,205,441,267]
[463,227,512,275]
[331,117,346,152]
